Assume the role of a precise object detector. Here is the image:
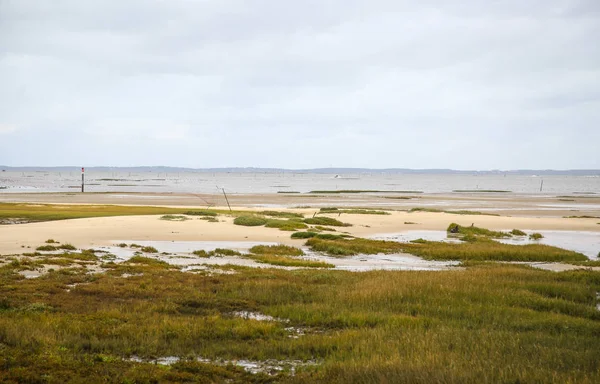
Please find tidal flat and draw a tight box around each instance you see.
[1,196,600,383]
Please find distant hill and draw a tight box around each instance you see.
[0,166,599,176]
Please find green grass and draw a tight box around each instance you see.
[447,223,511,238]
[140,246,158,253]
[35,244,77,252]
[529,233,544,240]
[305,237,588,262]
[249,245,304,256]
[0,261,599,382]
[565,215,600,219]
[319,208,390,215]
[233,216,268,227]
[185,210,218,217]
[409,208,500,216]
[258,211,304,219]
[304,217,352,227]
[160,215,189,221]
[265,219,309,231]
[510,229,527,236]
[244,254,334,269]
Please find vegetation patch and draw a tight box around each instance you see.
[35,243,77,252]
[529,233,544,240]
[319,208,390,215]
[306,237,587,262]
[258,210,304,219]
[233,216,268,227]
[249,245,304,256]
[304,217,352,227]
[409,208,500,216]
[0,257,599,382]
[140,246,158,253]
[264,219,308,231]
[447,223,511,239]
[185,210,218,217]
[565,215,600,219]
[510,229,527,236]
[160,215,189,221]
[245,254,334,268]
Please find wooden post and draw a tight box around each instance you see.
[81,167,85,193]
[222,188,232,212]
[540,179,544,192]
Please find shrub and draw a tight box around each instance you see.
[510,229,527,236]
[141,246,158,253]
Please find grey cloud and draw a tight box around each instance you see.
[1,0,599,169]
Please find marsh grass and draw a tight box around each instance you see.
[0,261,599,383]
[318,208,390,215]
[265,219,308,231]
[309,190,423,194]
[249,245,304,256]
[244,254,334,269]
[160,215,189,221]
[510,229,527,236]
[140,246,158,253]
[447,223,511,238]
[304,217,352,227]
[565,215,600,219]
[529,233,544,240]
[233,216,268,227]
[35,243,77,252]
[409,208,500,216]
[305,237,587,262]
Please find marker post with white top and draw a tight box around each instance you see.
[81,167,85,193]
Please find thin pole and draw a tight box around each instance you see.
[540,179,544,192]
[222,188,232,212]
[81,167,85,193]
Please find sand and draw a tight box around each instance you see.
[1,207,598,256]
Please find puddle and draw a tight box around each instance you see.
[233,311,283,322]
[127,355,318,375]
[496,231,600,259]
[103,240,459,272]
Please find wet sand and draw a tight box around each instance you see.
[1,202,598,256]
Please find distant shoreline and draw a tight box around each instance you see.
[1,166,599,176]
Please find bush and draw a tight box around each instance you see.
[233,216,267,227]
[529,233,544,240]
[510,229,527,236]
[141,246,158,253]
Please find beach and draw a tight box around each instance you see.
[1,191,598,257]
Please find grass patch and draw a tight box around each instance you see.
[306,237,587,262]
[510,229,527,236]
[529,233,544,240]
[233,216,268,227]
[45,239,58,244]
[249,245,304,256]
[565,215,600,219]
[409,208,500,216]
[0,258,599,382]
[185,210,218,217]
[447,223,511,238]
[140,246,158,253]
[35,244,77,252]
[258,210,304,219]
[264,219,308,231]
[160,215,189,221]
[245,254,334,268]
[304,217,352,227]
[319,208,390,215]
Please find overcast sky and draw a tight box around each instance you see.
[1,0,599,169]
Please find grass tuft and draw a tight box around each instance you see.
[233,216,268,227]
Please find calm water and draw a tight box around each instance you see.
[1,170,598,195]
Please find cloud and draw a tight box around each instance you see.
[0,0,599,168]
[0,124,17,134]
